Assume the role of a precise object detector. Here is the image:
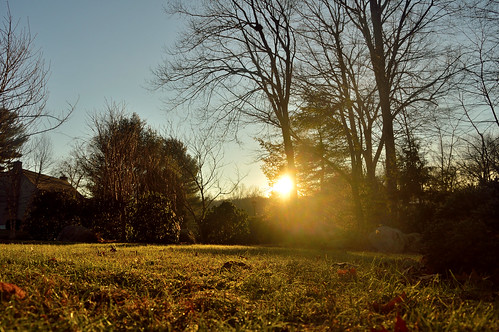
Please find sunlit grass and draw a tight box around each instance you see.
[0,244,497,331]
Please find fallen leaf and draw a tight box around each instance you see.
[337,269,349,275]
[372,292,407,314]
[0,282,26,300]
[337,268,357,280]
[394,313,409,332]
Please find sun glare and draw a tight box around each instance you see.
[271,175,294,198]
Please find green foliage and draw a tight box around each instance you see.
[200,201,250,244]
[247,215,283,245]
[24,192,182,244]
[24,191,83,241]
[422,182,499,274]
[78,108,198,238]
[0,108,27,169]
[397,136,430,203]
[126,193,181,244]
[179,228,197,244]
[84,198,125,241]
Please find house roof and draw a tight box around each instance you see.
[0,168,79,196]
[22,169,77,194]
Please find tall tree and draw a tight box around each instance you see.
[258,98,349,196]
[0,8,71,169]
[457,0,498,130]
[79,103,198,238]
[154,0,301,197]
[301,0,455,220]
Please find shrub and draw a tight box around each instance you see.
[179,228,197,244]
[24,191,84,241]
[422,182,499,275]
[83,198,125,241]
[248,215,281,245]
[126,193,181,244]
[200,201,250,244]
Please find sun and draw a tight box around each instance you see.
[271,174,294,198]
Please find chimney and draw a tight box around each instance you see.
[59,175,68,182]
[12,161,22,174]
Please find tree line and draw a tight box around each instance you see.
[1,1,498,264]
[154,0,498,230]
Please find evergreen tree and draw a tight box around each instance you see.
[0,108,26,170]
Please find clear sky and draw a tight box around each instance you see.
[4,0,269,193]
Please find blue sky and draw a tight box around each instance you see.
[4,0,268,193]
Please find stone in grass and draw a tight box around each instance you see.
[368,225,421,253]
[0,282,26,301]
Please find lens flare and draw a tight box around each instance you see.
[272,174,294,198]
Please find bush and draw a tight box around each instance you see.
[179,228,197,244]
[126,193,181,244]
[83,198,125,241]
[248,215,282,245]
[200,201,250,244]
[422,182,499,275]
[24,191,84,241]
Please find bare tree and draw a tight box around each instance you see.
[58,142,87,194]
[154,0,300,197]
[455,0,498,132]
[299,0,456,220]
[21,134,54,175]
[427,109,464,192]
[181,132,242,226]
[298,0,382,227]
[459,134,499,184]
[0,7,73,169]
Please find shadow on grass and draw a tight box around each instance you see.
[166,244,420,265]
[0,241,420,267]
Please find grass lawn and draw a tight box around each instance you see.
[0,243,497,331]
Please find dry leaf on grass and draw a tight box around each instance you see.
[0,282,26,300]
[370,314,409,332]
[394,313,409,332]
[371,292,407,314]
[337,268,357,279]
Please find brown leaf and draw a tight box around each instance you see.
[337,268,357,279]
[372,292,407,314]
[394,313,409,332]
[0,282,26,300]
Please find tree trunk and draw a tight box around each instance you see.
[281,119,298,199]
[369,0,398,219]
[8,162,22,240]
